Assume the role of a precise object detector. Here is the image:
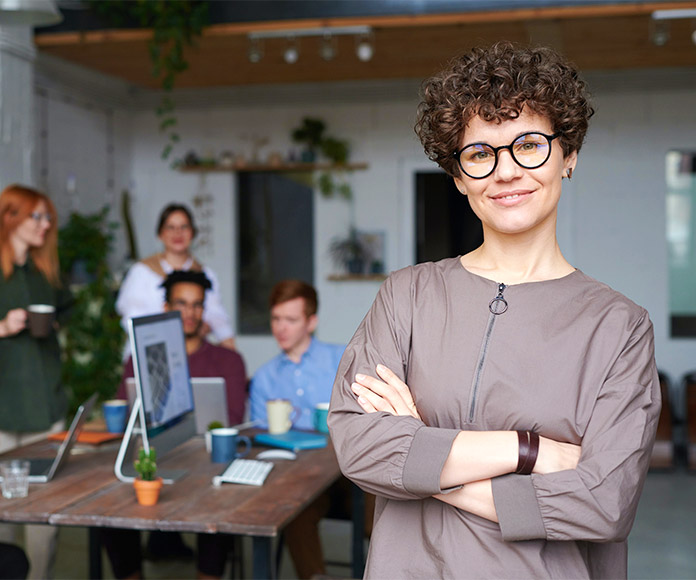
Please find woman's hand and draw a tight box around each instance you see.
[0,308,27,338]
[351,364,421,420]
[535,437,582,474]
[350,364,580,476]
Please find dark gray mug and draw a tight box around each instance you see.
[26,305,55,338]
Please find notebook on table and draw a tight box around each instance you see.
[0,393,98,483]
[254,430,327,451]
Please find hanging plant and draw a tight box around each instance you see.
[89,0,209,160]
[290,117,353,199]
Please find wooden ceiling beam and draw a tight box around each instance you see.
[36,1,696,47]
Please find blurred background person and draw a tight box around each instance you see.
[106,270,247,577]
[0,184,72,580]
[116,203,235,353]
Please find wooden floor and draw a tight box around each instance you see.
[10,470,695,579]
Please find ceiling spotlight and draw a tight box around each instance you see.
[651,19,670,46]
[320,33,337,61]
[248,37,263,63]
[355,32,374,62]
[284,37,299,64]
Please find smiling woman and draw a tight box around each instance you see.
[328,42,661,579]
[115,203,236,353]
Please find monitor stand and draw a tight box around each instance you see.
[114,397,195,484]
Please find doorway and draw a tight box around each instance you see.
[415,171,483,264]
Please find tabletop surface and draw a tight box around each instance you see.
[0,430,341,537]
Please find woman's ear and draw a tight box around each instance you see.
[563,151,578,179]
[453,177,468,196]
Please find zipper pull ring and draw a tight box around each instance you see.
[489,283,508,315]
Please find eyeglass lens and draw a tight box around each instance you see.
[457,132,555,179]
[31,212,52,223]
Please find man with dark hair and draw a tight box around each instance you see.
[120,270,245,424]
[104,270,247,579]
[249,279,343,430]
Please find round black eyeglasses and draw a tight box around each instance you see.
[452,132,560,179]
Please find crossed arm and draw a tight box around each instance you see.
[351,364,581,522]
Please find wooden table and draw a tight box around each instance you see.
[0,433,365,579]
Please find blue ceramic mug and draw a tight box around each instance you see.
[210,428,251,463]
[103,400,128,433]
[313,402,330,434]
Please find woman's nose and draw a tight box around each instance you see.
[494,149,522,181]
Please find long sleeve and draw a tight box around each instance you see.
[492,311,660,543]
[328,271,460,501]
[115,263,164,333]
[221,351,247,425]
[202,267,234,341]
[249,369,272,428]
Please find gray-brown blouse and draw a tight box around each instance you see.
[328,257,660,579]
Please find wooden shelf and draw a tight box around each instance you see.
[327,273,387,282]
[178,162,368,173]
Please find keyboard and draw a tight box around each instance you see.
[212,458,274,487]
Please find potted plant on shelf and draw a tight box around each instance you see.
[291,117,326,163]
[329,228,369,275]
[133,447,163,506]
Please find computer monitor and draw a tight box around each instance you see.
[129,311,194,434]
[114,311,196,483]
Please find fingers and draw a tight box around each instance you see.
[351,364,420,419]
[351,382,393,414]
[375,364,420,419]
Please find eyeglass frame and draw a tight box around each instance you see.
[30,212,53,224]
[452,131,561,179]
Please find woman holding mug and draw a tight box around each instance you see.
[116,203,235,350]
[329,43,660,578]
[0,184,71,579]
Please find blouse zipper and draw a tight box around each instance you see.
[468,283,508,423]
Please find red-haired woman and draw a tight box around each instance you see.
[0,184,71,580]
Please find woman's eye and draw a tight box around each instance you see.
[465,148,493,163]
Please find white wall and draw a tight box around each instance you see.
[36,61,696,386]
[34,54,135,269]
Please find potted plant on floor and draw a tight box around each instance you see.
[133,447,163,506]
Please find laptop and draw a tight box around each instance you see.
[190,377,229,434]
[126,376,229,435]
[0,393,98,483]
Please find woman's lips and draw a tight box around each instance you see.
[489,190,532,206]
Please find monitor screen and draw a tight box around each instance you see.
[128,311,194,433]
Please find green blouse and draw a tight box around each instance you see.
[0,260,71,432]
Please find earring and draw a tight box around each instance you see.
[566,168,573,180]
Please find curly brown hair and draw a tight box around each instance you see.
[415,42,594,178]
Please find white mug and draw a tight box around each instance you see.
[266,399,300,434]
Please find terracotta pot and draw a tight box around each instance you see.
[133,477,163,506]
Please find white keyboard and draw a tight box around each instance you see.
[212,458,274,487]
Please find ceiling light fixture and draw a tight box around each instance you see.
[652,8,696,21]
[650,19,670,46]
[355,31,375,62]
[651,8,696,46]
[249,26,372,64]
[248,37,263,63]
[319,33,337,61]
[283,37,299,64]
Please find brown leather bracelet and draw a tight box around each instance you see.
[517,430,540,475]
[516,430,530,473]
